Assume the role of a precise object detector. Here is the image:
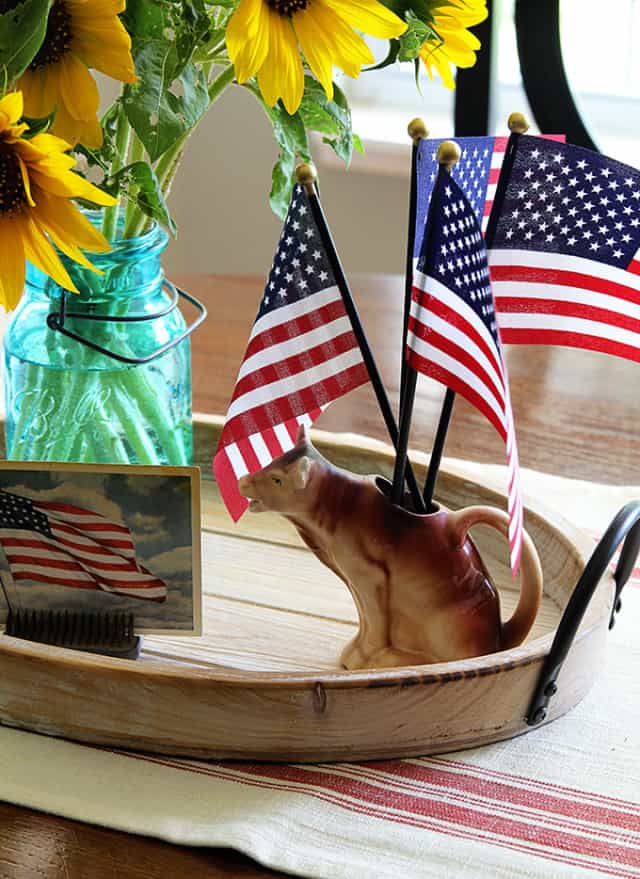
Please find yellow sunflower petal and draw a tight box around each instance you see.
[321,0,407,39]
[70,41,136,83]
[22,215,79,294]
[226,0,270,83]
[66,0,126,17]
[58,52,100,122]
[32,188,110,254]
[257,12,304,114]
[17,156,35,208]
[295,1,374,99]
[30,166,116,207]
[0,91,23,127]
[421,43,456,89]
[0,218,27,311]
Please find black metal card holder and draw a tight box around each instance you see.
[527,501,640,725]
[4,607,142,659]
[46,280,207,365]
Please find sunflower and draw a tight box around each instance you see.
[16,0,136,149]
[420,0,488,89]
[0,91,116,311]
[227,0,408,115]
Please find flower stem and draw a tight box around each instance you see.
[123,131,146,235]
[102,108,132,242]
[122,64,236,240]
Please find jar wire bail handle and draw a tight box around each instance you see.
[46,281,207,365]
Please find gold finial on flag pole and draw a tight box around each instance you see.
[407,117,429,144]
[295,162,317,195]
[436,140,462,171]
[508,111,530,134]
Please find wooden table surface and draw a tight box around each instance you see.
[2,273,638,879]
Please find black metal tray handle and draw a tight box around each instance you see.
[527,501,640,725]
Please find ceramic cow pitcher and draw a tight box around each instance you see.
[238,427,543,670]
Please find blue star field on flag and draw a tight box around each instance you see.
[257,185,335,320]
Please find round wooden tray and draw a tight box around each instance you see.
[0,416,611,761]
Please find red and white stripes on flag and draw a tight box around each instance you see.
[0,497,168,602]
[408,273,523,572]
[488,135,640,364]
[408,171,524,574]
[492,247,640,362]
[214,185,369,520]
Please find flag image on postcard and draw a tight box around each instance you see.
[0,463,201,635]
[214,183,370,521]
[489,135,640,363]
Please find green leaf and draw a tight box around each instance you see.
[22,109,55,138]
[105,161,176,235]
[124,56,209,161]
[0,0,52,83]
[299,78,355,165]
[121,0,211,162]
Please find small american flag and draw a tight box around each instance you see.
[0,490,168,602]
[408,172,523,573]
[415,135,566,256]
[489,135,640,363]
[214,184,369,520]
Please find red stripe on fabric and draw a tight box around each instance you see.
[10,556,164,591]
[495,296,640,335]
[411,287,506,391]
[408,318,506,414]
[497,328,640,363]
[219,362,369,447]
[0,534,126,562]
[231,331,359,405]
[351,760,640,833]
[12,571,98,589]
[5,554,134,575]
[286,419,300,443]
[489,168,501,184]
[491,264,640,308]
[236,437,261,475]
[34,501,129,531]
[116,752,640,879]
[228,764,640,870]
[407,340,507,440]
[628,259,640,277]
[213,448,248,522]
[244,301,348,359]
[494,136,509,150]
[261,427,286,459]
[430,756,640,813]
[52,521,134,550]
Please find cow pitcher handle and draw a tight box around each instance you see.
[447,505,544,650]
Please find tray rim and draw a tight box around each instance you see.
[0,417,609,690]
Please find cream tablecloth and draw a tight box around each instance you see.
[0,461,638,879]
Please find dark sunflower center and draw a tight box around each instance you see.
[266,0,309,15]
[29,1,72,69]
[0,149,27,217]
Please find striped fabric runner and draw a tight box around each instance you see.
[0,465,638,879]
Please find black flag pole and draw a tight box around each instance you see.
[399,118,429,428]
[391,140,462,507]
[295,164,427,514]
[421,111,530,509]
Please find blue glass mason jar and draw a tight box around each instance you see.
[3,218,201,465]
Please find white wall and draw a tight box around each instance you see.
[163,85,411,280]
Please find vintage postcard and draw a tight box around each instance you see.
[0,462,201,636]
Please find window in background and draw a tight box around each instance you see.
[338,0,640,165]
